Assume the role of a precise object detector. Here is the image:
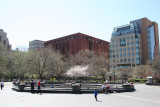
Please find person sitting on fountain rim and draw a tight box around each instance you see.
[51,84,54,88]
[105,84,110,94]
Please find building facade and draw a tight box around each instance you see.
[44,33,110,58]
[110,17,159,70]
[0,29,11,50]
[28,40,44,51]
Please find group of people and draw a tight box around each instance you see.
[102,82,110,94]
[30,80,41,94]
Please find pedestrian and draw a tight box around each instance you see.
[37,80,41,94]
[1,81,4,90]
[30,80,35,93]
[13,81,17,87]
[102,83,106,93]
[94,89,98,101]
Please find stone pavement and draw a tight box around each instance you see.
[0,82,160,107]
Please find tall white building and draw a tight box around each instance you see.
[0,29,11,50]
[28,40,44,51]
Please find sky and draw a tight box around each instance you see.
[0,0,160,50]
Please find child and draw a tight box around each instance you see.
[94,89,98,101]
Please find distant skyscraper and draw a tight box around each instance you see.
[110,17,159,70]
[28,40,44,51]
[0,29,11,50]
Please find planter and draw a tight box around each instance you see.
[18,84,26,91]
[122,84,134,91]
[71,83,81,93]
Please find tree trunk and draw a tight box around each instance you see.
[57,74,61,83]
[102,75,106,81]
[39,73,43,81]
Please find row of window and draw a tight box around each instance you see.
[45,36,109,46]
[111,46,138,53]
[111,36,135,43]
[111,41,136,48]
[81,36,108,45]
[112,57,140,63]
[111,52,138,58]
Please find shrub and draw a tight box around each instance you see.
[134,79,147,83]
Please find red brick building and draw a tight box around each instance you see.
[44,33,110,58]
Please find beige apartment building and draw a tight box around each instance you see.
[110,18,159,71]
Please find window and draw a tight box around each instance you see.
[120,59,123,63]
[116,49,119,52]
[123,48,126,52]
[112,49,115,53]
[132,52,134,56]
[127,37,130,41]
[116,54,119,58]
[124,53,126,57]
[120,53,123,57]
[120,48,122,52]
[131,41,134,45]
[131,47,134,51]
[124,58,127,63]
[112,44,115,48]
[120,37,126,47]
[74,36,77,39]
[131,36,134,40]
[128,53,130,57]
[132,58,135,62]
[128,58,131,62]
[127,42,130,46]
[81,36,84,38]
[86,37,88,40]
[127,47,130,51]
[136,59,140,64]
[116,44,118,47]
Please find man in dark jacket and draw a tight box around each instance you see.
[30,80,35,93]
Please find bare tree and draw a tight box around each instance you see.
[69,50,96,66]
[151,56,160,76]
[27,48,53,80]
[91,56,110,81]
[50,51,70,82]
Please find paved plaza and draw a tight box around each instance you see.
[0,82,160,107]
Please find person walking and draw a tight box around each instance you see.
[102,83,106,93]
[30,80,35,93]
[94,89,98,101]
[37,80,41,94]
[1,81,4,90]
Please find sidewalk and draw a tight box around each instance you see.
[0,83,160,107]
